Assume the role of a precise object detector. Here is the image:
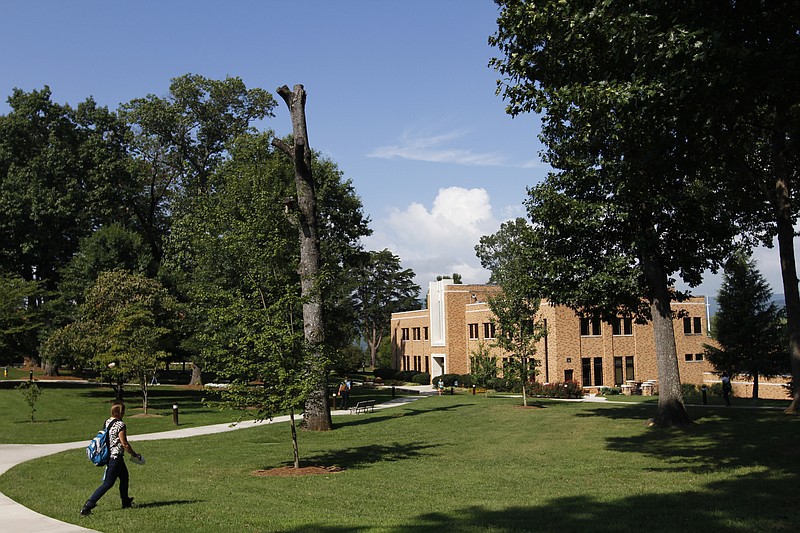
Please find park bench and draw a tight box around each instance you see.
[350,400,375,414]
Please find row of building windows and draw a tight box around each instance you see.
[580,355,636,387]
[468,322,496,340]
[400,327,429,341]
[402,355,429,373]
[685,353,705,362]
[580,316,705,337]
[404,315,705,343]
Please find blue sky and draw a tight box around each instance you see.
[1,1,790,298]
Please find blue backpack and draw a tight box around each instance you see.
[86,420,117,466]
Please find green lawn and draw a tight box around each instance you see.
[0,383,250,443]
[1,393,798,532]
[0,381,401,444]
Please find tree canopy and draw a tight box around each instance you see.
[489,1,758,426]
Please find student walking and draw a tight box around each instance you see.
[80,402,142,516]
[721,373,732,406]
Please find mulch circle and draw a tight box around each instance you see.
[252,465,345,477]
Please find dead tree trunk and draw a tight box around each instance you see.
[273,84,332,431]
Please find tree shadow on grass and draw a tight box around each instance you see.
[602,409,800,476]
[334,404,465,429]
[288,441,440,471]
[278,471,796,532]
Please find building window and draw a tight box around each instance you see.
[613,317,633,336]
[425,357,429,373]
[685,353,705,362]
[424,327,429,340]
[614,357,624,385]
[580,318,601,336]
[684,317,703,335]
[625,356,635,381]
[565,369,574,382]
[695,353,704,361]
[401,328,409,341]
[468,323,479,339]
[412,327,421,341]
[684,353,694,362]
[581,358,592,387]
[483,322,496,339]
[593,357,604,386]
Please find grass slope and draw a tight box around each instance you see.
[1,394,798,532]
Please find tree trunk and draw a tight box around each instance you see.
[189,362,203,386]
[641,250,691,427]
[752,372,759,400]
[290,409,300,468]
[274,84,331,431]
[368,327,382,369]
[769,114,800,415]
[142,384,149,414]
[43,360,59,377]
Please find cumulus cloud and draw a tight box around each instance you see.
[364,187,516,287]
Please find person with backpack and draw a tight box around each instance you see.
[338,377,351,410]
[80,402,142,516]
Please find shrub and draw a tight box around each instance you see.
[488,377,520,393]
[412,372,431,385]
[598,386,622,396]
[435,373,462,387]
[458,374,474,388]
[373,368,395,380]
[528,381,584,399]
[394,370,418,382]
[681,383,699,398]
[707,382,732,397]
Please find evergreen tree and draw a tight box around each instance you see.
[705,251,789,399]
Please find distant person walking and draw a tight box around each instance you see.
[80,402,142,516]
[338,377,351,409]
[721,373,732,406]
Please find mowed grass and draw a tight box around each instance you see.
[1,394,798,532]
[0,383,243,443]
[0,381,399,444]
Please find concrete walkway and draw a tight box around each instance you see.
[0,396,423,533]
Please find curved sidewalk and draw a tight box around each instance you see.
[0,396,422,533]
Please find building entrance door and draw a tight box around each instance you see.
[431,354,446,379]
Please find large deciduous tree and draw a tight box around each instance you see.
[490,2,744,426]
[0,274,43,366]
[705,251,789,399]
[0,88,134,291]
[0,87,136,372]
[355,249,421,369]
[122,74,276,386]
[690,4,800,413]
[43,270,177,409]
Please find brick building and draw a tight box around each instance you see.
[391,279,718,393]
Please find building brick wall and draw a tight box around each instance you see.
[391,281,722,391]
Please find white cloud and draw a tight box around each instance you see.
[367,129,508,167]
[364,187,519,288]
